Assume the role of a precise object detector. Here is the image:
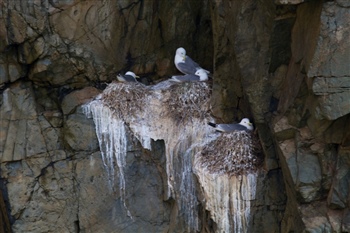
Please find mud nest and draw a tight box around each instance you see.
[102,82,149,118]
[165,82,211,122]
[198,131,263,176]
[101,81,211,123]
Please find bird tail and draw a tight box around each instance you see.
[208,122,216,128]
[170,76,181,82]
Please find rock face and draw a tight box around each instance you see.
[1,0,350,232]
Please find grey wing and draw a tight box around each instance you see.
[184,56,210,74]
[177,61,198,75]
[123,75,136,82]
[216,123,247,132]
[185,56,201,68]
[171,74,200,82]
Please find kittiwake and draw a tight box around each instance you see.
[174,47,210,75]
[170,69,208,82]
[117,71,140,82]
[208,118,254,132]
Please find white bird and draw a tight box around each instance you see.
[174,47,210,75]
[208,118,254,132]
[170,69,208,82]
[117,71,140,82]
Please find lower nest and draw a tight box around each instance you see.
[199,131,263,176]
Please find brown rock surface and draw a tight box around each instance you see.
[1,0,350,232]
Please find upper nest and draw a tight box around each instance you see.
[102,81,148,118]
[198,131,263,176]
[101,81,211,122]
[164,82,211,123]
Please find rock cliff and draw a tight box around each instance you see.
[1,0,349,232]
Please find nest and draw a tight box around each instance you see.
[102,82,149,118]
[165,82,211,123]
[198,131,263,176]
[101,81,211,124]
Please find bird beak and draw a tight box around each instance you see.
[182,55,186,61]
[248,123,252,126]
[135,76,140,79]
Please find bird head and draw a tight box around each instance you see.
[176,47,186,60]
[195,69,208,81]
[240,118,254,131]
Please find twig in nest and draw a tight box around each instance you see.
[199,131,263,176]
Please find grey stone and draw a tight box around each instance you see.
[26,119,47,157]
[327,147,350,209]
[308,2,350,78]
[315,91,350,121]
[320,145,337,192]
[277,126,324,204]
[1,118,47,162]
[0,51,26,85]
[8,63,21,82]
[76,146,170,233]
[327,209,342,232]
[61,87,100,115]
[306,115,332,138]
[2,119,25,162]
[0,83,37,121]
[0,119,9,157]
[279,139,298,184]
[7,9,28,44]
[323,115,350,144]
[29,56,81,87]
[296,151,322,202]
[277,1,322,115]
[0,63,8,84]
[12,119,27,160]
[0,82,58,162]
[63,110,99,152]
[312,77,350,120]
[343,209,350,232]
[42,111,63,128]
[294,129,323,202]
[336,0,350,7]
[11,160,78,233]
[273,117,297,141]
[275,0,304,4]
[18,37,45,64]
[313,77,350,95]
[31,58,51,74]
[38,115,61,152]
[300,203,332,233]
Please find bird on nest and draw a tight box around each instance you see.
[170,69,208,82]
[208,118,254,132]
[117,71,140,82]
[174,47,210,76]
